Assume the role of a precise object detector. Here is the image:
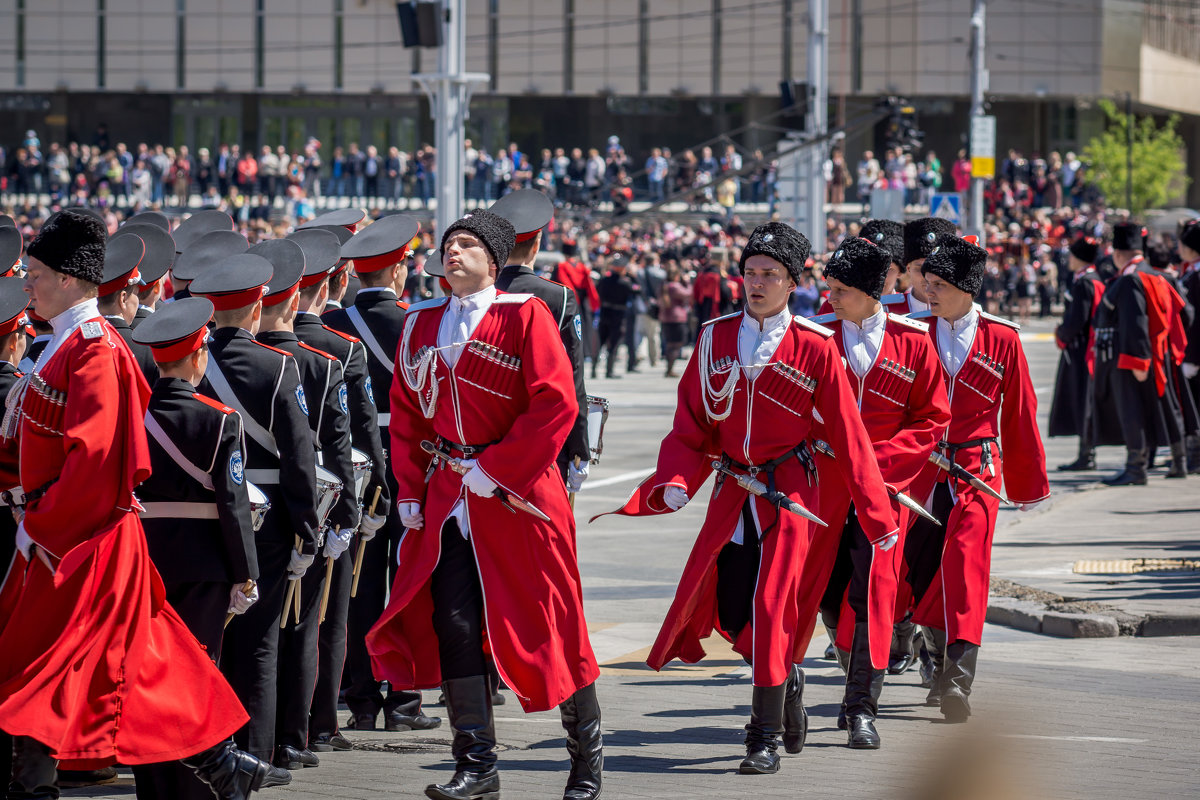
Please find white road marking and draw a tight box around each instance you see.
[583,468,655,490]
[1000,734,1148,744]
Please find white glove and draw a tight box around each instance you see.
[14,522,33,560]
[323,526,353,559]
[663,486,689,511]
[566,460,590,493]
[1018,501,1043,513]
[460,461,498,499]
[399,502,424,530]
[287,550,315,580]
[359,511,387,541]
[874,531,900,552]
[1183,362,1199,380]
[228,582,259,615]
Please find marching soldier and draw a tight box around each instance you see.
[0,211,281,800]
[601,222,899,774]
[131,297,291,798]
[904,233,1049,722]
[288,227,392,752]
[99,232,159,384]
[1049,236,1105,471]
[170,228,249,303]
[810,219,911,320]
[594,253,638,379]
[1093,223,1188,484]
[489,189,591,488]
[367,209,603,800]
[251,238,360,769]
[324,214,441,733]
[552,238,599,363]
[898,218,957,315]
[190,253,321,762]
[807,237,950,748]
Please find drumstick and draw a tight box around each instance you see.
[225,580,255,629]
[280,534,302,629]
[318,526,339,624]
[351,485,383,598]
[568,456,581,511]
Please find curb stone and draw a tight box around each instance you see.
[1138,613,1200,637]
[1041,611,1120,638]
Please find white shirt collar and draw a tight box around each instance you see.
[935,306,979,377]
[841,306,887,336]
[738,306,791,378]
[841,307,887,380]
[438,285,498,368]
[37,298,100,373]
[355,286,396,297]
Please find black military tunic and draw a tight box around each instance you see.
[132,304,154,329]
[132,377,259,800]
[294,310,393,741]
[105,314,160,385]
[323,286,426,724]
[257,329,356,753]
[197,326,319,761]
[495,264,590,471]
[1048,267,1104,439]
[596,269,639,372]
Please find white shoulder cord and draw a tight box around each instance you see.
[398,312,440,419]
[697,323,737,422]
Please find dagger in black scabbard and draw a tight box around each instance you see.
[710,461,826,527]
[421,440,552,522]
[928,451,1013,506]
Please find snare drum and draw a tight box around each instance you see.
[586,395,609,464]
[350,447,373,504]
[314,465,344,528]
[246,481,270,532]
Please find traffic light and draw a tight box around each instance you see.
[780,80,810,129]
[397,2,443,48]
[879,97,924,153]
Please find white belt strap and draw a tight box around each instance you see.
[345,306,395,375]
[245,468,280,485]
[140,502,219,520]
[205,359,280,457]
[144,412,215,490]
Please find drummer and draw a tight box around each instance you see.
[131,297,266,798]
[251,238,359,771]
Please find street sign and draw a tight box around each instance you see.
[930,192,962,224]
[970,115,996,179]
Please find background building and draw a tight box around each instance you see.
[1,0,1198,204]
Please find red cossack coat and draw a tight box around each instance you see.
[808,314,951,669]
[366,293,599,713]
[0,319,247,764]
[911,313,1050,644]
[598,312,898,687]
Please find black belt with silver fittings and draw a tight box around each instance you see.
[937,437,1000,475]
[2,479,56,509]
[719,442,816,496]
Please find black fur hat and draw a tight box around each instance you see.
[859,219,904,267]
[1112,222,1146,252]
[738,222,811,283]
[440,210,516,270]
[822,237,891,299]
[921,234,988,297]
[1068,236,1099,264]
[1180,220,1200,253]
[903,217,957,265]
[27,210,107,285]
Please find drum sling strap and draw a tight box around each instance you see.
[346,306,395,375]
[205,358,280,458]
[144,411,215,490]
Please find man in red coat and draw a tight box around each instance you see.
[904,233,1050,722]
[0,211,283,800]
[600,222,898,775]
[366,210,602,800]
[808,236,950,749]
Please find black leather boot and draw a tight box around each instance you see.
[887,619,918,675]
[1165,442,1187,479]
[559,682,603,800]
[844,622,884,749]
[1057,450,1096,471]
[939,640,980,723]
[822,624,837,661]
[922,627,947,706]
[739,684,786,774]
[781,665,808,754]
[1103,448,1148,486]
[181,738,291,800]
[9,736,59,800]
[426,676,500,800]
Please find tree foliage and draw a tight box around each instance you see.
[1083,99,1190,215]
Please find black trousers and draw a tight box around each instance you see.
[133,581,230,800]
[818,505,874,629]
[221,510,291,761]
[715,502,761,641]
[597,310,626,367]
[903,482,956,611]
[311,547,354,739]
[431,520,489,681]
[344,461,424,719]
[1113,369,1157,457]
[276,550,325,751]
